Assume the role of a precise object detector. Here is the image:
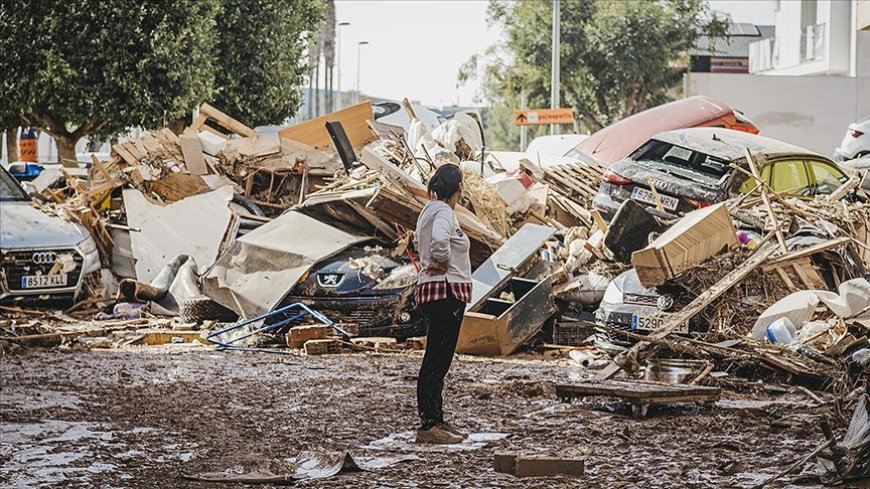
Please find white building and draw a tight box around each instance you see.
[685,0,869,156]
[750,0,870,76]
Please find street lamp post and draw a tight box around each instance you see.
[550,0,561,135]
[336,22,350,110]
[356,41,369,104]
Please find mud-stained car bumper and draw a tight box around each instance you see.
[273,294,426,339]
[0,245,100,303]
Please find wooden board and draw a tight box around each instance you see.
[556,379,721,404]
[279,101,375,150]
[179,134,208,175]
[762,237,852,268]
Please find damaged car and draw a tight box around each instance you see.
[270,242,424,339]
[0,165,100,303]
[592,127,849,221]
[594,269,694,338]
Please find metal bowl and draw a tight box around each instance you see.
[643,358,706,384]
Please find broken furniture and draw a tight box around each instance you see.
[456,224,557,356]
[278,101,376,150]
[632,202,739,288]
[555,379,721,419]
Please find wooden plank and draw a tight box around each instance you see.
[745,148,788,253]
[763,237,852,268]
[549,166,598,196]
[179,134,208,175]
[199,102,257,137]
[591,210,608,233]
[113,143,139,166]
[791,258,825,289]
[555,381,720,401]
[775,266,798,292]
[278,101,375,150]
[184,112,209,135]
[646,177,666,212]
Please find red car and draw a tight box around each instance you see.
[566,96,759,165]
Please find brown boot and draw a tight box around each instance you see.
[438,422,468,438]
[416,425,463,444]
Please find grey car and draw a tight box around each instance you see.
[0,165,100,302]
[592,128,848,221]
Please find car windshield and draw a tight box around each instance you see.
[0,167,30,202]
[564,147,600,165]
[630,139,730,180]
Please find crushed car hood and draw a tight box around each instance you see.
[0,202,89,250]
[610,160,725,203]
[293,246,403,296]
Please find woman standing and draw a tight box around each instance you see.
[414,163,472,445]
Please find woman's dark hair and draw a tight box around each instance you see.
[427,163,463,200]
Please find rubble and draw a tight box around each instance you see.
[3,95,869,489]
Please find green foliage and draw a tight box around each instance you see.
[460,0,728,150]
[214,0,324,127]
[0,0,323,163]
[1,0,219,142]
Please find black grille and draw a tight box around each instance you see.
[623,293,659,306]
[1,249,84,291]
[271,295,424,338]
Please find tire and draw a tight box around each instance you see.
[180,296,239,323]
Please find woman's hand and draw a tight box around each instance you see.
[426,260,449,275]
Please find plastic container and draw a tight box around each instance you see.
[113,302,146,320]
[766,317,797,345]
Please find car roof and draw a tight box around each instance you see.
[650,127,823,162]
[572,96,737,164]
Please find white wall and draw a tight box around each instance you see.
[687,72,870,156]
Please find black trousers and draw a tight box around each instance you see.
[416,291,465,430]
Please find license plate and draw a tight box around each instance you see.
[631,313,688,333]
[20,274,68,289]
[631,187,679,211]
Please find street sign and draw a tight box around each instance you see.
[514,108,573,126]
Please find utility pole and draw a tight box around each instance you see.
[520,91,528,152]
[550,0,561,136]
[356,41,369,104]
[336,22,350,110]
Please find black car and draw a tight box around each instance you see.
[270,241,424,339]
[592,128,849,221]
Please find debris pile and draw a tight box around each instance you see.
[2,98,868,404]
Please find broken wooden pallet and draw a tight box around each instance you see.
[555,379,721,418]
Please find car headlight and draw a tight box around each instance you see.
[601,281,624,305]
[76,237,98,256]
[372,264,417,290]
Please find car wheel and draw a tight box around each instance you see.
[180,296,239,324]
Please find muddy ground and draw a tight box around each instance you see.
[0,345,843,488]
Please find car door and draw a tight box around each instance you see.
[805,160,848,195]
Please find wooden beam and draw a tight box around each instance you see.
[744,148,787,253]
[198,102,257,137]
[762,237,852,268]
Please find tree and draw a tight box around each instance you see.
[460,0,728,150]
[213,0,324,127]
[0,0,219,166]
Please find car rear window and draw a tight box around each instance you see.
[631,140,730,179]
